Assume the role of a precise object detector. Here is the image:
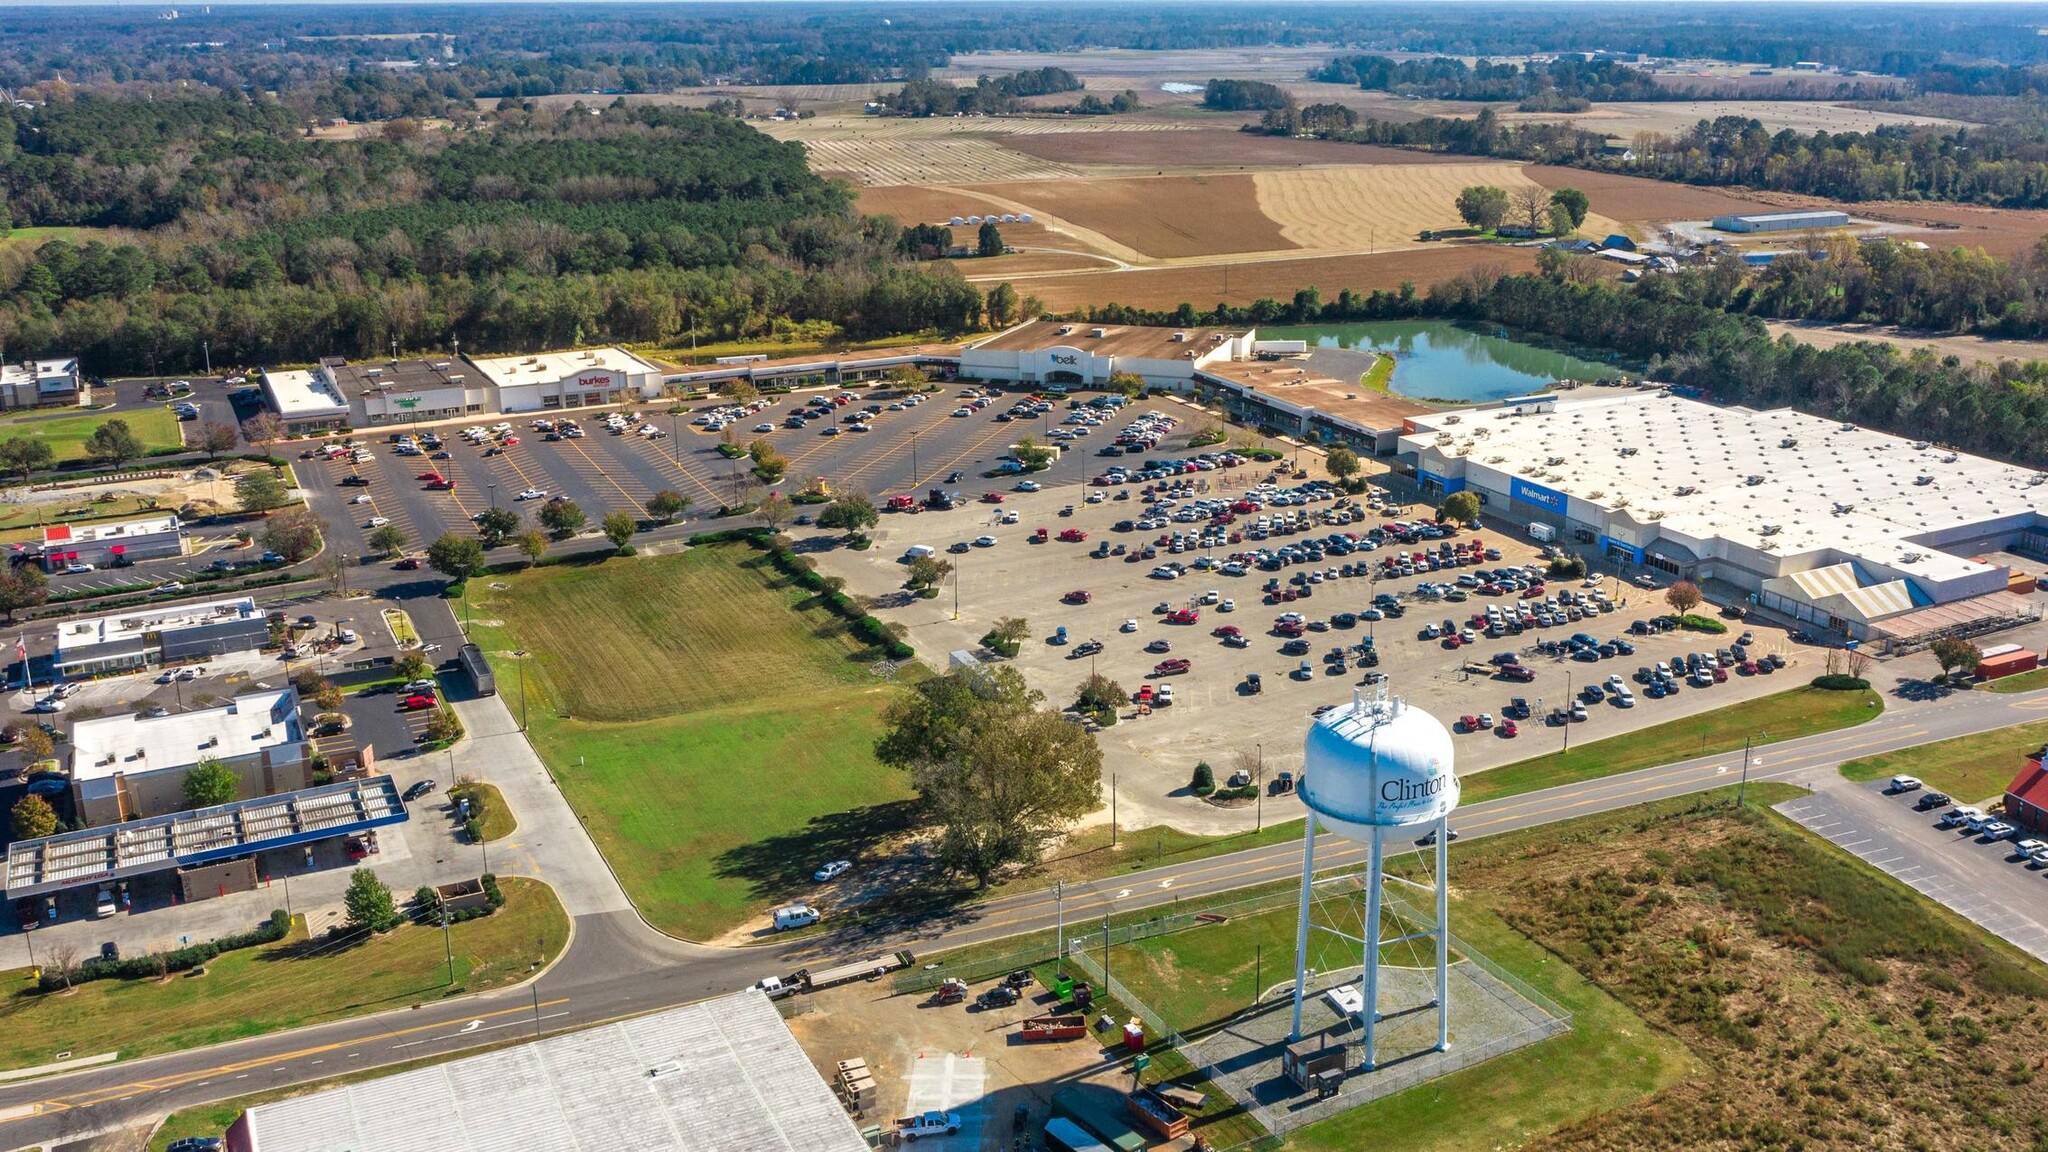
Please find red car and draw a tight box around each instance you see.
[427,479,457,491]
[1167,609,1199,624]
[501,435,520,446]
[1057,528,1088,542]
[1212,624,1242,638]
[981,493,1005,504]
[1063,590,1092,604]
[394,556,423,570]
[1152,658,1191,676]
[400,693,437,711]
[1499,720,1519,738]
[416,471,444,482]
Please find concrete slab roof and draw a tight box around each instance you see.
[234,990,866,1152]
[1403,391,2048,586]
[466,347,662,388]
[53,595,262,658]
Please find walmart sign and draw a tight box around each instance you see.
[1510,477,1567,514]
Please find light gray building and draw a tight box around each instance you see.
[53,595,270,677]
[1710,210,1851,233]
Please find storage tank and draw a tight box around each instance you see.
[1300,695,1459,840]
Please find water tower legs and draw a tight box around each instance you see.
[1436,813,1451,1053]
[1287,815,1319,1043]
[1361,827,1385,1071]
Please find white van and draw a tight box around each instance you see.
[904,545,936,562]
[772,904,820,932]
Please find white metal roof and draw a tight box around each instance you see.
[237,990,866,1152]
[1402,391,2046,587]
[466,346,662,389]
[42,514,181,547]
[70,688,299,782]
[260,368,350,419]
[53,595,261,658]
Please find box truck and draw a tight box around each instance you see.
[1527,522,1558,543]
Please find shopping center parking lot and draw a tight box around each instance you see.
[297,385,1177,563]
[810,474,1811,832]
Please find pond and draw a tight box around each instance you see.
[1262,320,1622,404]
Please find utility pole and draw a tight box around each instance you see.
[202,340,211,376]
[1562,671,1573,752]
[518,660,528,733]
[1110,773,1117,847]
[1054,880,1064,966]
[441,908,455,985]
[1255,742,1264,832]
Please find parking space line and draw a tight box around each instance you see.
[561,437,650,513]
[614,435,725,508]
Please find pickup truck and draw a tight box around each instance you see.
[1152,658,1191,676]
[897,1111,962,1140]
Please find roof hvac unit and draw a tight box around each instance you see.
[1832,502,1856,514]
[1911,440,1931,450]
[1745,475,1766,486]
[1940,453,1958,463]
[1914,475,1934,486]
[1759,525,1781,536]
[1779,437,1798,448]
[1618,446,1637,456]
[1673,485,1696,496]
[1900,551,1924,563]
[1544,456,1566,467]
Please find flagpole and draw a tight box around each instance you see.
[16,635,29,701]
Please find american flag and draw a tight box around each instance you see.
[12,636,22,665]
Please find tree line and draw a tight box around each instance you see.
[1309,56,1672,110]
[869,69,1084,117]
[0,99,1002,372]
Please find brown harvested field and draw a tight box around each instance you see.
[999,128,1476,170]
[957,250,1120,276]
[961,174,1290,259]
[972,244,1539,312]
[1505,99,1956,140]
[1254,163,1624,251]
[1843,200,2048,259]
[1524,166,1773,224]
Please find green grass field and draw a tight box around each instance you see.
[1361,353,1395,392]
[453,781,517,842]
[1839,718,2048,802]
[461,546,917,938]
[1462,686,1881,804]
[0,405,182,463]
[0,878,566,1071]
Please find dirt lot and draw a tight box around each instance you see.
[962,174,1291,260]
[1505,98,1960,140]
[785,977,1142,1150]
[1522,166,1772,225]
[802,405,1806,835]
[855,185,1082,253]
[966,244,1540,312]
[1765,320,2048,366]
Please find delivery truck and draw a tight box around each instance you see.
[1527,522,1558,543]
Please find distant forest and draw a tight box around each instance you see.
[6,3,2048,118]
[0,98,991,373]
[870,69,1084,117]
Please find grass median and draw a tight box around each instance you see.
[0,878,566,1072]
[462,545,918,940]
[0,405,182,462]
[1839,718,2048,803]
[1460,685,1882,805]
[1985,666,2048,694]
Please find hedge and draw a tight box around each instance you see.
[44,908,290,992]
[690,528,916,660]
[1810,674,1871,691]
[1672,613,1729,634]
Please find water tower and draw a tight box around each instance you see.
[1289,692,1459,1070]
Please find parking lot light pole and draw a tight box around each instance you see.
[441,908,455,984]
[1563,671,1573,752]
[488,483,497,510]
[1255,742,1264,832]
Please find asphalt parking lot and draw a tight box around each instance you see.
[297,384,1177,564]
[1779,785,2048,964]
[812,468,1809,833]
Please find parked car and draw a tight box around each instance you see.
[814,860,852,883]
[1887,775,1923,794]
[399,693,437,711]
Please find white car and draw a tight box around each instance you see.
[351,493,373,504]
[1122,618,1139,633]
[364,517,390,528]
[754,423,774,433]
[64,562,95,574]
[952,408,972,417]
[972,535,998,548]
[813,860,852,883]
[1887,775,1923,793]
[516,489,547,501]
[999,511,1020,525]
[1219,598,1235,612]
[1154,684,1175,705]
[1015,480,1041,493]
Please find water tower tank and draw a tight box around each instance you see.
[1300,696,1458,840]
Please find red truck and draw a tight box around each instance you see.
[1153,658,1191,676]
[1057,528,1088,542]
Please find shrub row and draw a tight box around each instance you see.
[1672,613,1730,634]
[1810,674,1872,691]
[693,529,917,661]
[44,908,291,992]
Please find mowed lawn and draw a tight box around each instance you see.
[0,405,182,462]
[0,879,566,1071]
[461,546,917,939]
[1839,719,2048,803]
[1462,686,1882,804]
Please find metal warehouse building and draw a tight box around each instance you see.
[227,990,866,1152]
[1710,209,1851,233]
[1402,392,2047,648]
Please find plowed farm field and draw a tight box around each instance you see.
[975,244,1542,312]
[962,174,1290,259]
[998,129,1476,170]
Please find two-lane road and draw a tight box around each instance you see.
[6,680,2037,1150]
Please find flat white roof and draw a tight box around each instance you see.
[261,368,350,419]
[466,347,661,390]
[71,687,299,782]
[42,514,181,547]
[236,990,866,1152]
[1404,392,2047,586]
[54,595,260,657]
